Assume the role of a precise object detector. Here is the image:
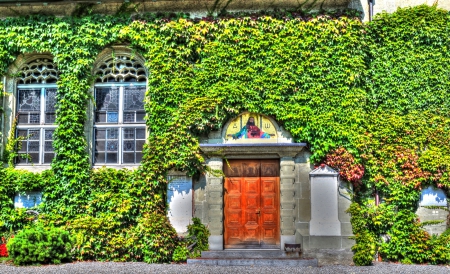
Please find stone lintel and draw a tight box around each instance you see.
[200,143,306,158]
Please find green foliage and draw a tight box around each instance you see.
[379,211,431,264]
[172,245,189,263]
[68,213,178,263]
[186,217,210,258]
[7,225,72,265]
[0,4,448,265]
[0,168,51,231]
[428,233,450,265]
[3,115,25,167]
[129,213,179,263]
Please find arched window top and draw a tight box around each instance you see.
[17,58,59,84]
[93,55,147,83]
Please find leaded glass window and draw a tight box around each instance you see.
[93,54,147,165]
[15,58,58,165]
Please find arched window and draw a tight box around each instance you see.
[92,54,147,165]
[16,57,58,165]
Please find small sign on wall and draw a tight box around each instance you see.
[167,175,193,233]
[419,186,447,206]
[14,191,42,208]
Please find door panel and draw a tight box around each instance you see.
[224,159,280,249]
[260,177,279,246]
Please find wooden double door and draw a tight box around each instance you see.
[224,159,280,249]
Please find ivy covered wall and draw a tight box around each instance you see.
[0,5,449,264]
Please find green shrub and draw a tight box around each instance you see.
[186,217,210,258]
[351,230,377,266]
[68,215,131,262]
[129,213,178,263]
[172,245,189,263]
[429,233,450,265]
[7,225,72,265]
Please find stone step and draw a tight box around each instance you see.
[187,258,318,267]
[201,250,302,259]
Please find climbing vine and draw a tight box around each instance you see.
[0,4,448,264]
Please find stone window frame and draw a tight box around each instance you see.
[89,46,148,167]
[4,54,59,168]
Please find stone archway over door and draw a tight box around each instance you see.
[224,159,280,249]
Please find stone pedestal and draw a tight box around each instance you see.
[309,165,340,236]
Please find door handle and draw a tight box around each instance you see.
[256,208,260,215]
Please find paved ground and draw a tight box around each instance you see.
[1,262,450,274]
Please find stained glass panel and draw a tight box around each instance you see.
[96,87,119,111]
[124,87,145,111]
[18,89,40,111]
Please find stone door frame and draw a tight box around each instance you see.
[199,143,306,250]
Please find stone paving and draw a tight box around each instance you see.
[1,262,450,274]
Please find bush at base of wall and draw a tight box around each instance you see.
[6,225,72,265]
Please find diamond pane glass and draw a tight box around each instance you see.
[124,87,145,111]
[96,88,119,111]
[18,89,40,111]
[107,112,118,123]
[45,88,57,112]
[106,141,118,152]
[29,114,40,124]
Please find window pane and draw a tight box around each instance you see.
[18,114,29,124]
[96,87,119,111]
[28,130,40,140]
[136,140,145,151]
[45,88,57,112]
[136,112,145,123]
[29,153,39,163]
[19,141,27,153]
[107,112,118,123]
[45,114,56,124]
[29,114,40,124]
[96,129,106,139]
[123,128,135,139]
[95,152,105,164]
[106,153,117,163]
[123,112,135,123]
[28,141,39,152]
[107,129,118,139]
[95,87,119,124]
[123,153,135,163]
[44,130,55,153]
[106,140,118,151]
[123,141,135,151]
[18,89,40,111]
[136,128,146,139]
[96,113,107,123]
[95,141,105,151]
[44,153,53,164]
[135,152,143,163]
[123,86,145,111]
[45,89,57,124]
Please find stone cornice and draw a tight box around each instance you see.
[199,143,306,158]
[0,0,353,18]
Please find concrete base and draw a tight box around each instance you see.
[208,235,224,250]
[302,249,354,266]
[280,235,296,250]
[202,250,302,258]
[187,258,318,266]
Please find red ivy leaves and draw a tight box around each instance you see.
[322,147,364,188]
[391,147,441,190]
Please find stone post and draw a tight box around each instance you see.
[309,165,340,236]
[205,157,224,250]
[280,157,296,247]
